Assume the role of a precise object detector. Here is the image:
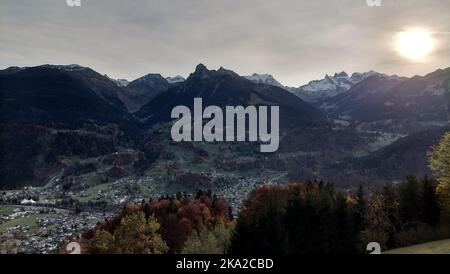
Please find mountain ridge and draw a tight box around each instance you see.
[136,64,328,129]
[1,63,449,189]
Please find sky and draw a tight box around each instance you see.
[0,0,449,86]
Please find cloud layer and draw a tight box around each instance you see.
[1,0,449,86]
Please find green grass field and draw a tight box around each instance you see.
[76,183,112,203]
[0,216,39,233]
[0,213,58,233]
[385,239,450,254]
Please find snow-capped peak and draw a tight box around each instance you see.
[292,70,385,103]
[350,70,380,83]
[114,79,130,87]
[333,71,349,78]
[42,64,87,71]
[166,75,185,84]
[244,73,285,88]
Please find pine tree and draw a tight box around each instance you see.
[398,175,423,227]
[354,185,366,232]
[421,176,440,226]
[230,205,287,255]
[382,184,400,248]
[285,188,335,254]
[332,193,358,254]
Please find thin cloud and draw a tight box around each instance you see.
[0,0,449,86]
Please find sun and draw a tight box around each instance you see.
[396,28,435,61]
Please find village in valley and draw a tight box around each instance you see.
[0,167,286,254]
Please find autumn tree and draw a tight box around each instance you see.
[363,177,442,250]
[429,132,450,221]
[89,230,114,254]
[87,192,233,254]
[360,194,390,251]
[181,223,233,254]
[88,212,168,254]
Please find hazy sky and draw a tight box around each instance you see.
[1,0,449,86]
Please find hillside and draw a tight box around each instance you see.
[321,68,450,135]
[1,64,448,190]
[137,64,328,129]
[0,65,148,188]
[385,239,450,254]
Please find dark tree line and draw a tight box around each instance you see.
[230,182,362,254]
[230,176,446,254]
[82,176,447,254]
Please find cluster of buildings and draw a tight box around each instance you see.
[0,206,111,254]
[0,171,286,254]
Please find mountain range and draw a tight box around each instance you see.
[0,63,449,189]
[291,71,387,104]
[322,68,450,135]
[243,70,394,105]
[137,64,327,129]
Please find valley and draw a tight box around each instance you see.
[0,63,449,253]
